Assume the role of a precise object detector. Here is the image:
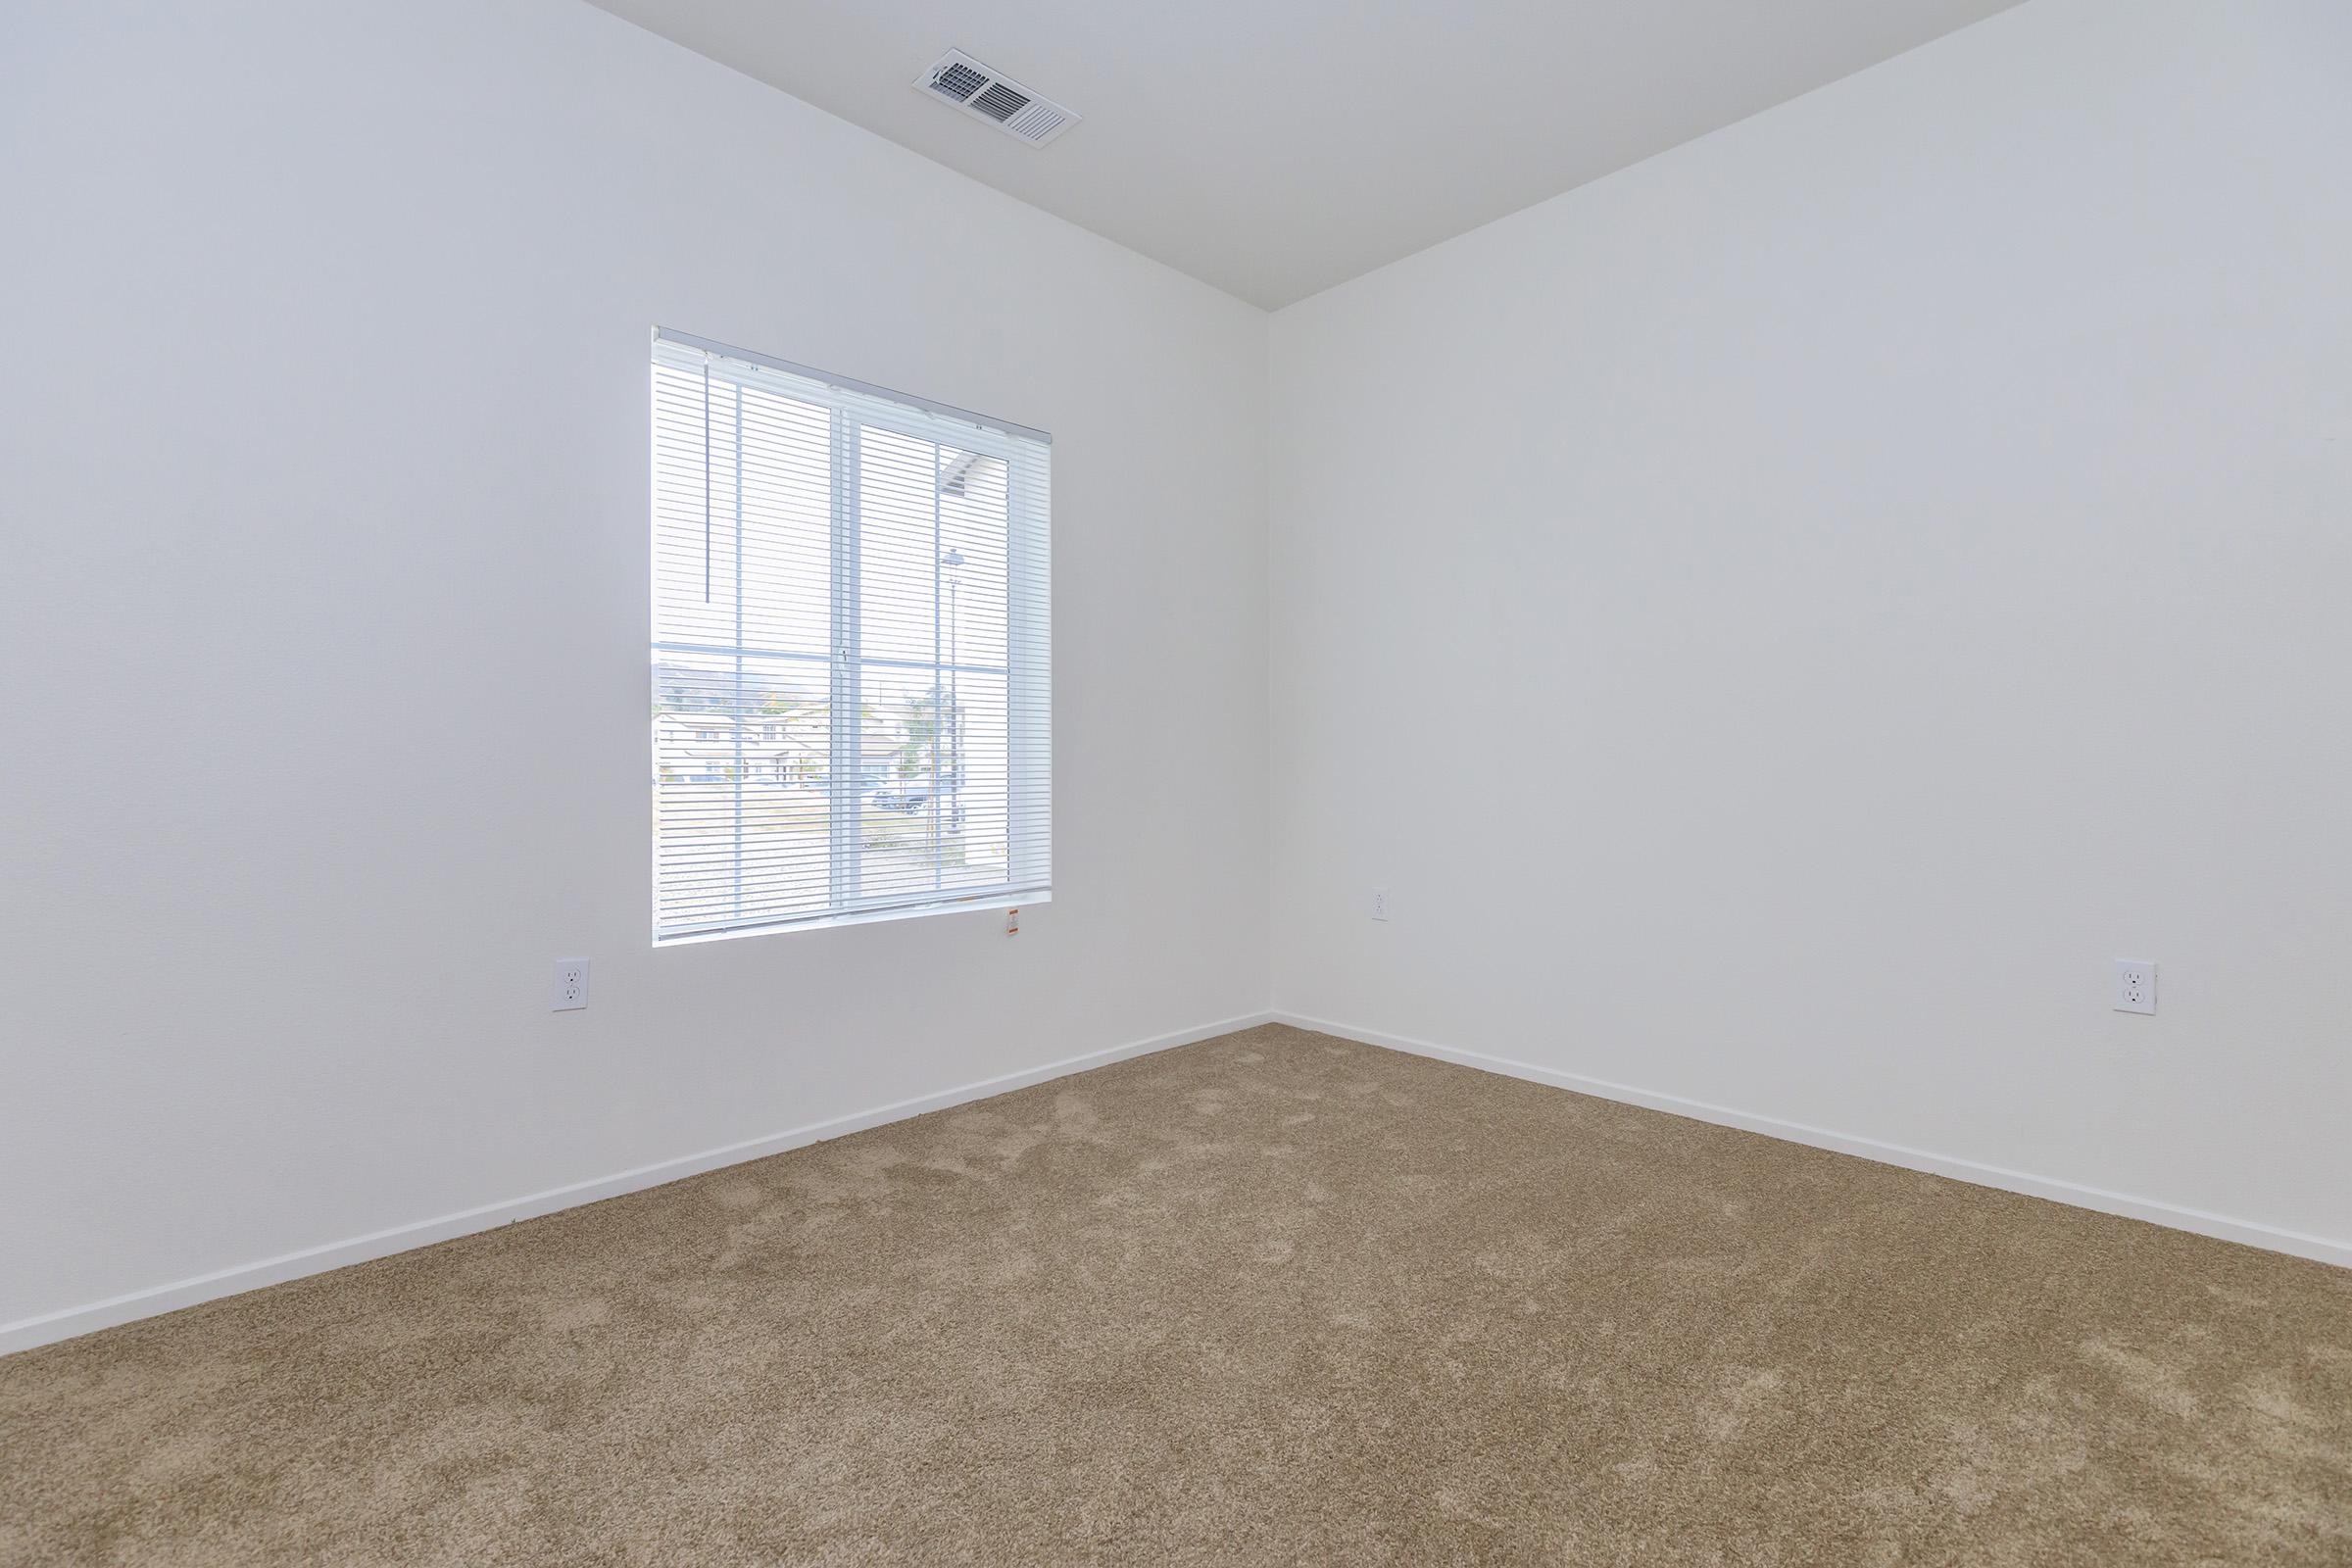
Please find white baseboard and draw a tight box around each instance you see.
[1273,1010,2352,1272]
[0,1010,1274,1358]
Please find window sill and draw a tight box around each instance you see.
[653,891,1051,948]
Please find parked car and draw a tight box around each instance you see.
[868,765,967,815]
[868,779,935,813]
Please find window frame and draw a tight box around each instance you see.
[650,328,1052,945]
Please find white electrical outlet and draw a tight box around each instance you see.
[2113,958,2155,1015]
[1369,887,1390,922]
[553,957,589,1011]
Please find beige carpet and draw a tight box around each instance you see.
[4,1024,2348,1566]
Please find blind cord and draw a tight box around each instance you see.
[701,358,712,604]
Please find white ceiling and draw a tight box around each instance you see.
[584,0,2022,309]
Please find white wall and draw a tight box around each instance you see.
[0,0,1267,1334]
[1269,0,2352,1251]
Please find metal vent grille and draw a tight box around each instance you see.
[1004,102,1067,141]
[969,81,1031,122]
[912,50,1079,146]
[927,60,988,103]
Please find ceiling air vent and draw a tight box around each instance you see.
[915,49,1080,147]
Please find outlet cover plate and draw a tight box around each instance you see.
[2113,958,2155,1014]
[554,957,590,1011]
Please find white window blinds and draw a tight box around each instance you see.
[650,330,1050,942]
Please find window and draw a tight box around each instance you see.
[650,330,1050,941]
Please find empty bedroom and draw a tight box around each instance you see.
[2,0,2347,1562]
